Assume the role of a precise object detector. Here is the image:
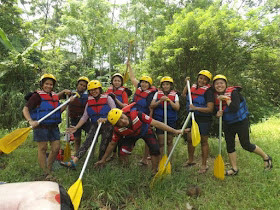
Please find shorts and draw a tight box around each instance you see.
[70,118,91,138]
[155,120,176,135]
[187,120,211,136]
[33,126,60,142]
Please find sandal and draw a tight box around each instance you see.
[225,168,239,176]
[198,166,209,174]
[264,155,273,170]
[60,160,77,170]
[183,162,196,167]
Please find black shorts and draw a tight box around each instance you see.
[70,118,91,138]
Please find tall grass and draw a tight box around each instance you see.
[0,116,279,209]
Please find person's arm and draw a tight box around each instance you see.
[169,94,180,111]
[67,104,89,133]
[127,61,139,88]
[22,106,39,128]
[150,119,181,135]
[227,91,240,112]
[189,88,214,113]
[181,77,190,97]
[94,141,117,166]
[57,89,71,99]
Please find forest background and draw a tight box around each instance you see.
[0,0,279,130]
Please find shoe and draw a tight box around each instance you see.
[225,168,239,176]
[60,160,77,170]
[183,162,196,167]
[198,166,209,174]
[264,155,273,170]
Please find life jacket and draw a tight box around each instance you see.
[114,109,149,139]
[106,86,127,108]
[153,90,178,122]
[87,94,111,123]
[133,86,157,114]
[214,86,249,124]
[69,92,88,118]
[30,90,61,124]
[186,84,212,117]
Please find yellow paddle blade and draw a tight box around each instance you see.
[191,119,201,147]
[123,71,129,84]
[68,178,83,210]
[63,142,71,162]
[214,154,225,180]
[0,127,31,154]
[150,156,171,188]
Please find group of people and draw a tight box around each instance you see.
[22,63,273,181]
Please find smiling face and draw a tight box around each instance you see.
[197,74,209,87]
[89,88,101,97]
[214,79,227,93]
[140,80,150,91]
[116,113,130,127]
[161,81,171,92]
[112,76,122,89]
[77,81,88,92]
[42,79,54,93]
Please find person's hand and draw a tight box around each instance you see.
[174,129,183,135]
[108,93,116,100]
[159,95,169,102]
[189,104,197,111]
[184,128,191,133]
[97,118,107,124]
[216,110,223,118]
[29,120,39,128]
[67,126,77,134]
[63,89,72,95]
[94,159,106,168]
[217,95,230,101]
[69,95,76,102]
[185,77,190,83]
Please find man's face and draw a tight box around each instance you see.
[116,114,129,127]
[77,81,88,92]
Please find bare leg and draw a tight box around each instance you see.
[200,135,209,169]
[151,155,160,174]
[140,144,150,165]
[226,151,238,175]
[47,140,60,172]
[37,142,48,174]
[186,132,195,164]
[157,134,164,157]
[253,145,270,167]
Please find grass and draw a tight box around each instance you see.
[0,116,280,209]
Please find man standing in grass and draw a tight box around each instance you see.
[95,106,184,175]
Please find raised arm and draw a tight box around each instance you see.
[127,61,139,88]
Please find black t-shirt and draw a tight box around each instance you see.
[195,87,214,123]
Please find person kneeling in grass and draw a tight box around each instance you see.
[94,106,185,175]
[213,74,272,176]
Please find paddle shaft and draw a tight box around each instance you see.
[186,80,196,122]
[65,95,70,141]
[164,112,192,167]
[37,94,77,124]
[164,100,167,155]
[125,41,133,73]
[219,100,222,155]
[78,123,102,180]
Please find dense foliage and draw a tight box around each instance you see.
[0,0,279,128]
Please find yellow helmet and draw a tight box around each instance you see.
[108,108,123,125]
[198,70,212,81]
[40,73,56,82]
[78,76,90,83]
[140,75,153,85]
[112,73,123,80]
[160,76,174,84]
[88,80,102,90]
[213,74,228,83]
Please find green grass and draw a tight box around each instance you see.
[1,116,280,209]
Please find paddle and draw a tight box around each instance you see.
[63,95,71,162]
[157,101,171,176]
[68,122,102,210]
[186,80,201,147]
[0,93,79,154]
[214,100,225,180]
[123,40,134,84]
[151,112,192,187]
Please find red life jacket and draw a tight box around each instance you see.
[214,86,241,110]
[114,110,149,138]
[106,86,127,108]
[153,90,178,122]
[87,94,110,122]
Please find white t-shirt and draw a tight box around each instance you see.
[153,92,179,101]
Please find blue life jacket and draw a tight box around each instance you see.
[186,84,212,117]
[87,94,110,123]
[215,87,249,124]
[153,90,178,122]
[132,86,157,114]
[30,90,61,124]
[106,86,127,108]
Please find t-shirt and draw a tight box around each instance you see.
[194,87,214,123]
[112,111,152,143]
[25,93,41,110]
